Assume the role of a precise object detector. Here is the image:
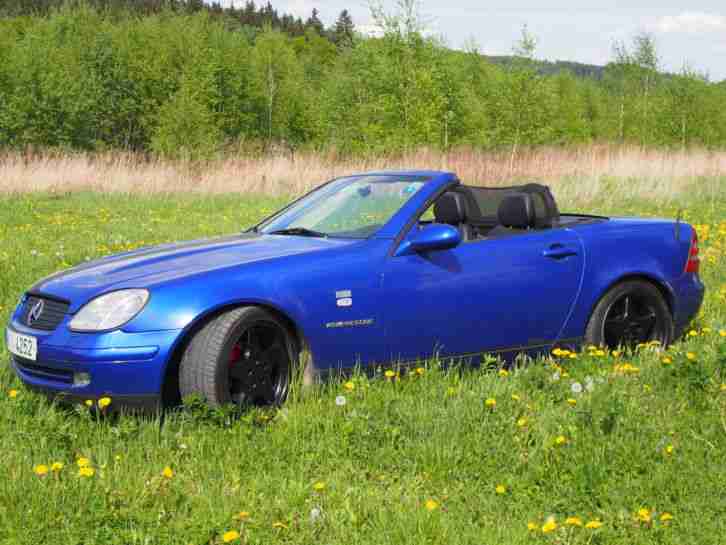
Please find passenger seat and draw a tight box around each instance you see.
[487,193,536,237]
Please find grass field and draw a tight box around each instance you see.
[0,178,725,544]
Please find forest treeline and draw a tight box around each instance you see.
[1,2,725,159]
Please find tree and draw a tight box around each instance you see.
[332,9,355,48]
[305,8,324,36]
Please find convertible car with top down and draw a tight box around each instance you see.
[5,171,704,410]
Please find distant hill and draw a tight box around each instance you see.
[484,55,606,79]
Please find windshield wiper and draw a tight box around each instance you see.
[268,227,329,238]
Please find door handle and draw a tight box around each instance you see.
[543,244,578,260]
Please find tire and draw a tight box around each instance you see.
[584,280,674,350]
[179,306,297,407]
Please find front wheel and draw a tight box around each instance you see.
[179,307,297,407]
[584,280,674,350]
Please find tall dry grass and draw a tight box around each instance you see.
[1,146,724,205]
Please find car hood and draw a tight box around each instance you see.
[32,233,355,312]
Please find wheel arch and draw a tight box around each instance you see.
[586,273,675,330]
[160,301,311,406]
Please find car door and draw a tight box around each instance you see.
[382,228,584,363]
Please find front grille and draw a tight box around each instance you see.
[13,357,74,384]
[20,295,69,331]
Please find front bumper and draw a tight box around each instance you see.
[6,315,182,408]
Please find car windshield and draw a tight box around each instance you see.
[257,175,429,239]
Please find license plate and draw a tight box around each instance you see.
[6,329,37,361]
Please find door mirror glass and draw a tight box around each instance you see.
[396,224,461,256]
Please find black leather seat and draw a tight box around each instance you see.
[433,192,471,241]
[487,193,536,237]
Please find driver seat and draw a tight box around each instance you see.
[434,192,471,241]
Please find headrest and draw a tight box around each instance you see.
[434,192,467,226]
[497,193,536,229]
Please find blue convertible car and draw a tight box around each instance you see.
[6,171,704,410]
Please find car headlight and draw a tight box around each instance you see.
[69,289,149,332]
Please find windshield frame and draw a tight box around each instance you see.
[252,174,433,240]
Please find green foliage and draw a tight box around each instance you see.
[1,6,726,158]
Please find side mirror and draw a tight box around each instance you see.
[395,224,462,256]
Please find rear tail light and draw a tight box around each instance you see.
[685,230,700,274]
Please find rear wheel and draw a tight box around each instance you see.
[585,280,673,350]
[179,307,296,407]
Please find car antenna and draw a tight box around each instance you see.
[675,208,682,242]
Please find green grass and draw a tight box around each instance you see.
[0,188,724,545]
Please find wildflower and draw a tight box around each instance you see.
[661,356,673,365]
[272,521,288,529]
[595,350,606,357]
[8,389,18,398]
[310,507,322,522]
[542,516,557,533]
[551,372,561,381]
[567,398,577,407]
[568,353,577,359]
[222,530,240,543]
[552,348,563,356]
[636,508,651,523]
[235,511,250,521]
[415,367,425,376]
[719,329,726,338]
[527,522,538,531]
[78,467,95,478]
[335,395,347,406]
[425,499,439,511]
[384,370,396,379]
[76,457,91,468]
[660,512,673,523]
[34,464,49,476]
[511,393,521,401]
[84,400,93,407]
[51,462,64,472]
[516,417,528,428]
[555,435,568,446]
[162,466,174,479]
[614,363,639,374]
[565,516,583,527]
[495,484,506,495]
[611,350,621,358]
[98,397,111,409]
[498,369,509,378]
[571,382,583,394]
[585,520,603,529]
[485,398,497,409]
[343,381,355,392]
[686,352,697,362]
[687,329,698,337]
[313,481,326,492]
[664,445,674,455]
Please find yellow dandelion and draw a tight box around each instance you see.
[555,435,568,446]
[686,352,697,361]
[612,350,621,357]
[498,369,509,378]
[495,484,507,495]
[527,522,538,531]
[312,481,326,492]
[660,512,673,523]
[687,329,698,337]
[425,499,439,511]
[568,353,577,359]
[485,398,497,409]
[585,520,603,529]
[78,467,95,477]
[384,370,396,379]
[516,417,528,428]
[542,517,557,533]
[34,464,49,476]
[595,349,606,357]
[84,400,93,407]
[661,356,673,365]
[566,398,577,407]
[552,348,563,356]
[76,457,91,468]
[719,329,726,338]
[222,530,240,543]
[235,511,250,521]
[664,445,674,455]
[98,397,111,409]
[415,367,425,376]
[511,393,521,401]
[636,508,651,523]
[565,516,583,527]
[8,389,18,398]
[51,462,64,472]
[343,381,355,392]
[162,466,174,479]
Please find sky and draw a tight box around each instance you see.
[216,1,726,81]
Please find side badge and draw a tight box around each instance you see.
[336,290,352,307]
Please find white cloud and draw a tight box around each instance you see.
[654,12,726,34]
